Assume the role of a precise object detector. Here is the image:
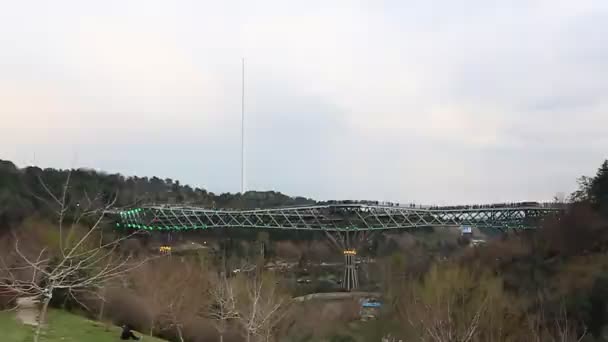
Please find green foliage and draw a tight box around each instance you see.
[0,309,167,342]
[572,159,608,215]
[590,160,608,215]
[572,176,593,202]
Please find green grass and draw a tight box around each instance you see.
[0,309,166,342]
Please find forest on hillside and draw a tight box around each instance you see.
[0,159,314,228]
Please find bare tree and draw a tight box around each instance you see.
[208,272,239,342]
[132,255,211,341]
[160,259,209,342]
[133,260,169,336]
[397,264,518,342]
[0,174,147,342]
[553,306,586,342]
[528,300,587,342]
[274,241,303,261]
[236,272,291,342]
[407,296,487,342]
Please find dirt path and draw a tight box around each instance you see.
[16,296,40,326]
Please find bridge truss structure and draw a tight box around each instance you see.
[113,204,562,232]
[112,203,562,291]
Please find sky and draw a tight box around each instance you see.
[1,0,607,205]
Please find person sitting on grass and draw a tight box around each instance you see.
[121,324,140,340]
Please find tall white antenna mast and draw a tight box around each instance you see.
[241,58,246,194]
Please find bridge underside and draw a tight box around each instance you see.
[113,204,560,232]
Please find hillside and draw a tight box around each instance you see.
[0,159,315,228]
[0,309,166,342]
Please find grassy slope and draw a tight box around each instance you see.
[0,309,166,342]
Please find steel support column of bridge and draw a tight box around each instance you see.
[325,230,372,291]
[343,250,358,291]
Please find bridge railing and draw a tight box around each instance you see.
[317,200,566,210]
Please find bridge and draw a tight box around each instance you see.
[111,203,563,291]
[113,203,562,231]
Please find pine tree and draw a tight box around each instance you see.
[590,160,608,214]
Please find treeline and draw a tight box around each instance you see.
[0,159,314,227]
[370,160,608,342]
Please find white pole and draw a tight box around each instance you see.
[241,58,246,194]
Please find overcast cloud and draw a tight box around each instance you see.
[1,0,607,204]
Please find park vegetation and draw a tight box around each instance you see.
[0,159,607,341]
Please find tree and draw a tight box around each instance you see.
[527,301,587,342]
[396,263,522,342]
[589,160,608,214]
[132,261,164,336]
[571,177,592,203]
[236,272,291,342]
[157,258,209,342]
[274,241,303,261]
[0,174,147,342]
[553,192,567,204]
[208,272,239,342]
[571,160,608,214]
[133,257,210,340]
